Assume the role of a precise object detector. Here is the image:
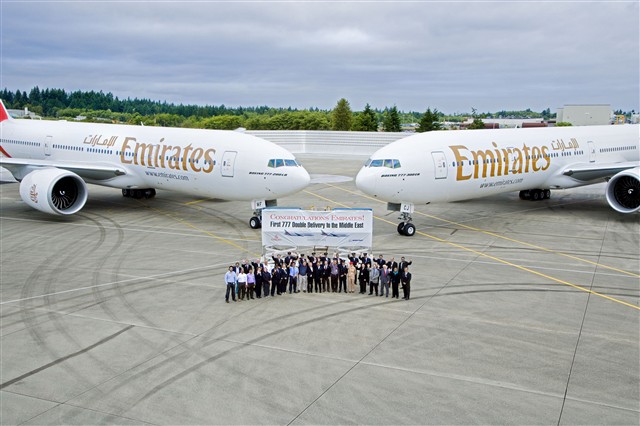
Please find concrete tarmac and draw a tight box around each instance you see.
[1,155,638,425]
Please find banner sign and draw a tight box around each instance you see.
[261,208,373,249]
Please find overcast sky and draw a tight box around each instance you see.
[1,1,638,113]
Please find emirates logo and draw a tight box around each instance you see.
[29,184,38,203]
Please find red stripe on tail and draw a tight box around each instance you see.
[0,100,10,122]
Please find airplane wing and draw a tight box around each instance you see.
[562,161,639,182]
[0,158,126,181]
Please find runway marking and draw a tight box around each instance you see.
[303,189,640,311]
[323,183,640,279]
[184,197,217,205]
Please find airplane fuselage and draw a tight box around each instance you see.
[356,125,639,204]
[1,118,310,201]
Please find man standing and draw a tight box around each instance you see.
[358,262,369,294]
[299,260,308,293]
[390,266,401,299]
[262,266,272,297]
[401,266,412,300]
[399,256,412,272]
[330,260,339,292]
[289,261,299,294]
[379,264,390,298]
[338,259,348,293]
[369,263,380,296]
[225,266,236,303]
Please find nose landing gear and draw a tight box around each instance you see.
[397,212,416,237]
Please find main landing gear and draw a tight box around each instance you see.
[519,189,551,201]
[397,212,416,237]
[122,188,156,199]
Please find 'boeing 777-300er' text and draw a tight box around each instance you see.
[356,124,639,236]
[0,100,310,228]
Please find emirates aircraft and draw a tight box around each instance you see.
[0,100,309,228]
[356,124,639,236]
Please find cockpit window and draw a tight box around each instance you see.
[367,159,400,168]
[268,158,299,168]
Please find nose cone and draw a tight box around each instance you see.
[295,165,311,192]
[355,167,375,196]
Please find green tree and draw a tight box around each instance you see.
[416,107,442,132]
[555,122,572,127]
[467,107,485,130]
[382,106,401,132]
[202,115,243,130]
[331,98,353,131]
[352,103,378,131]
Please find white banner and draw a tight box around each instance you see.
[261,209,373,250]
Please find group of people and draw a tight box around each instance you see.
[224,252,413,303]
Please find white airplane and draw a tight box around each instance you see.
[0,100,310,228]
[356,124,639,236]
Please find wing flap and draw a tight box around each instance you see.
[562,161,639,182]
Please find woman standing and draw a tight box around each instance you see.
[347,262,357,293]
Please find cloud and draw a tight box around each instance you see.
[1,1,638,112]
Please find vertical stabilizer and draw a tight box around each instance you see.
[0,99,12,122]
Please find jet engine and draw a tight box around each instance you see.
[605,168,640,213]
[19,168,88,215]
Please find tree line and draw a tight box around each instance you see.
[2,87,565,132]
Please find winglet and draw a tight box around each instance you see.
[0,99,11,122]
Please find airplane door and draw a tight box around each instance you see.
[431,151,448,179]
[221,151,237,177]
[44,136,52,157]
[587,141,596,163]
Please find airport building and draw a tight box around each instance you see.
[556,104,612,126]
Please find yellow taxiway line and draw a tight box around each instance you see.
[304,188,640,311]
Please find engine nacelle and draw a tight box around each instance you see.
[605,168,640,213]
[19,168,88,215]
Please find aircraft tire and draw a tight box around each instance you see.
[122,188,130,197]
[397,222,406,235]
[544,189,551,199]
[403,223,416,237]
[249,216,261,229]
[532,190,541,201]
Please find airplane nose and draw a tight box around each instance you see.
[296,166,311,191]
[355,167,374,196]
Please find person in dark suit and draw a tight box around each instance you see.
[262,266,271,297]
[398,257,412,272]
[338,259,348,293]
[390,266,401,299]
[271,266,283,296]
[321,260,331,292]
[358,263,369,294]
[401,266,412,300]
[314,261,323,293]
[387,257,398,272]
[375,254,386,269]
[255,265,263,298]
